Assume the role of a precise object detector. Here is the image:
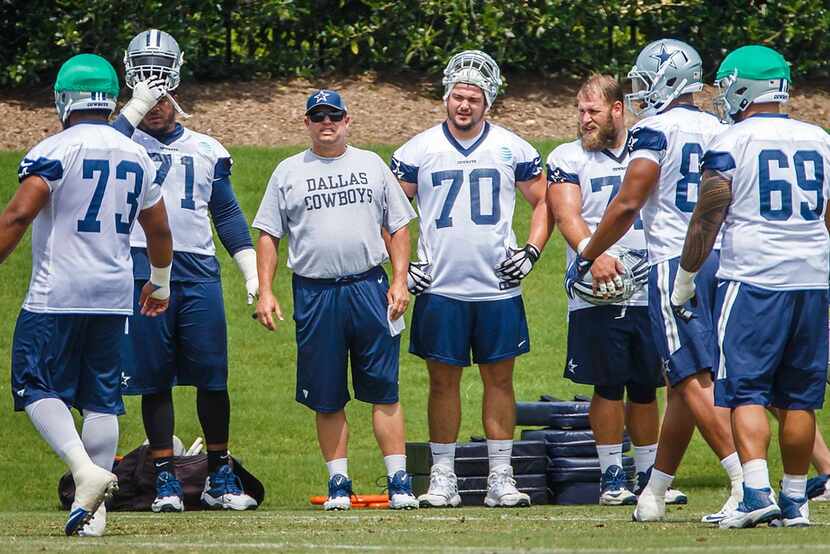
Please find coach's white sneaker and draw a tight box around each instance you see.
[418,464,461,508]
[65,464,118,536]
[701,489,742,523]
[484,465,531,507]
[632,486,665,522]
[74,502,106,537]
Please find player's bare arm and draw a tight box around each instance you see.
[0,175,50,264]
[255,230,284,331]
[518,172,553,251]
[398,180,417,200]
[548,179,623,295]
[137,198,173,317]
[678,170,732,273]
[581,158,659,261]
[386,226,411,320]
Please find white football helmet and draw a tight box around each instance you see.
[442,50,502,108]
[124,29,183,90]
[625,39,704,118]
[571,249,650,306]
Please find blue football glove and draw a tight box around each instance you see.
[564,254,593,300]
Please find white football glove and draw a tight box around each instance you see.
[495,243,541,285]
[233,249,259,305]
[670,266,698,322]
[407,261,432,295]
[121,76,167,127]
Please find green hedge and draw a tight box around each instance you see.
[4,1,829,87]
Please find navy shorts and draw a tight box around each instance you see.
[121,280,228,395]
[293,266,400,413]
[648,252,719,387]
[714,281,828,410]
[565,305,663,388]
[409,293,530,367]
[11,310,126,414]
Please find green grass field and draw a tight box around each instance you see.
[1,143,829,552]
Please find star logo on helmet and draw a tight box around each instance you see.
[314,90,330,104]
[650,45,674,68]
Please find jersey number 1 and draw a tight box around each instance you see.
[77,159,144,234]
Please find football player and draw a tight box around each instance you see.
[391,50,552,507]
[116,29,258,512]
[673,45,830,528]
[565,39,742,522]
[1,54,172,536]
[547,74,685,506]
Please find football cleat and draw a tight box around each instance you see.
[72,502,106,537]
[632,486,665,522]
[387,470,419,510]
[718,486,780,529]
[201,464,258,511]
[151,471,185,513]
[65,464,118,536]
[806,474,830,501]
[323,473,352,511]
[775,493,810,527]
[484,465,531,508]
[701,489,742,524]
[418,464,462,508]
[599,465,636,506]
[635,467,688,505]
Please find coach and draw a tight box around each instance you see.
[252,89,419,510]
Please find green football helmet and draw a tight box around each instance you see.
[54,54,119,123]
[713,45,790,123]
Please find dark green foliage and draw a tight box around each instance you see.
[4,0,830,86]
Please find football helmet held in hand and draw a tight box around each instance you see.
[571,249,649,305]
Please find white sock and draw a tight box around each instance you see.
[487,439,512,472]
[384,454,407,478]
[742,458,771,490]
[326,457,348,479]
[782,474,807,499]
[82,411,119,471]
[720,452,743,494]
[633,443,657,475]
[647,468,674,496]
[596,443,623,474]
[430,442,456,472]
[25,398,92,474]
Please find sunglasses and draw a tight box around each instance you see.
[308,109,346,123]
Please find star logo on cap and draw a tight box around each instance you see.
[314,90,330,104]
[650,44,674,68]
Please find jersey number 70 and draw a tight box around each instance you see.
[431,168,500,228]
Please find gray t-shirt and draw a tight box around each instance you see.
[253,146,417,279]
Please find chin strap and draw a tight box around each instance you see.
[166,92,191,119]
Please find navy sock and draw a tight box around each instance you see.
[207,449,230,473]
[153,455,175,477]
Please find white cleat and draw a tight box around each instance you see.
[775,493,810,528]
[75,503,106,537]
[632,487,665,522]
[701,490,741,524]
[484,466,530,508]
[418,465,462,508]
[718,486,780,529]
[65,464,118,536]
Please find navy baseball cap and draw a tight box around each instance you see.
[305,89,347,114]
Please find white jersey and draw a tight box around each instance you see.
[391,122,542,301]
[547,139,647,311]
[130,125,229,255]
[252,146,416,279]
[703,114,830,290]
[17,121,161,315]
[628,105,727,264]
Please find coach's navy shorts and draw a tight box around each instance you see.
[409,293,530,367]
[648,252,719,387]
[121,280,228,395]
[714,281,828,410]
[565,305,663,388]
[11,310,126,414]
[293,266,400,413]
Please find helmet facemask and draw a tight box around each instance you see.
[442,50,502,110]
[124,30,184,91]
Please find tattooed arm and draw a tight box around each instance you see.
[670,170,733,315]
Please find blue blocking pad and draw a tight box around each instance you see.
[520,429,631,458]
[515,398,591,429]
[547,455,635,483]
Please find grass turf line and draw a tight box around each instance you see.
[0,143,827,549]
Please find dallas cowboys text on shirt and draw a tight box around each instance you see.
[304,172,373,211]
